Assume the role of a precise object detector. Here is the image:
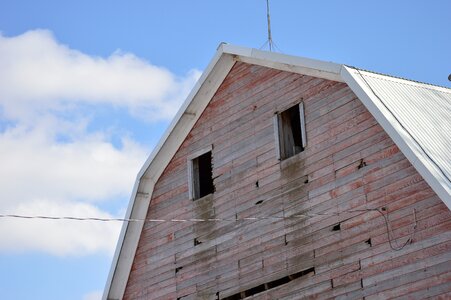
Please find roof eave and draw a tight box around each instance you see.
[341,66,451,208]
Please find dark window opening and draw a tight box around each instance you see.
[274,103,306,160]
[191,151,214,200]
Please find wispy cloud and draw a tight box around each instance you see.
[0,200,121,256]
[0,30,200,256]
[83,290,103,300]
[0,29,201,122]
[0,117,140,256]
[0,120,146,207]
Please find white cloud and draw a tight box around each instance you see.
[0,29,201,122]
[83,291,103,300]
[0,199,121,256]
[0,122,146,206]
[0,120,142,256]
[0,30,200,256]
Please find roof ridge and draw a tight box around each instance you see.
[347,65,451,91]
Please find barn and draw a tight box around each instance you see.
[103,44,451,299]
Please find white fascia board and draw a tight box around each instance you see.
[221,44,344,82]
[141,53,236,182]
[102,176,145,300]
[138,45,229,180]
[103,45,236,300]
[103,185,154,300]
[341,66,451,209]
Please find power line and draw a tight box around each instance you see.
[0,209,374,223]
[0,208,417,250]
[376,208,417,251]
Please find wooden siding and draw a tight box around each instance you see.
[123,62,451,299]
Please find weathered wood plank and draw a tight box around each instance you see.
[123,62,450,300]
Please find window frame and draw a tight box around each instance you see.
[187,145,214,200]
[273,102,307,160]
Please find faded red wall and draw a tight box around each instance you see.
[124,62,451,299]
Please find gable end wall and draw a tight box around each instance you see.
[124,62,451,299]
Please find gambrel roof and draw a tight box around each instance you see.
[103,44,451,300]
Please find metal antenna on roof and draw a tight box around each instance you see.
[266,0,273,51]
[260,0,281,52]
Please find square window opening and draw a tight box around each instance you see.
[190,150,214,200]
[274,103,307,160]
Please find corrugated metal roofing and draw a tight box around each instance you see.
[356,69,451,183]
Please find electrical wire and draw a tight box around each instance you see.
[375,208,417,251]
[0,209,373,223]
[0,207,417,251]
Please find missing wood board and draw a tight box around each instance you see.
[221,267,315,299]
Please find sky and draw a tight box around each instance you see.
[0,1,450,299]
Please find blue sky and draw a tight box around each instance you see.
[0,1,450,299]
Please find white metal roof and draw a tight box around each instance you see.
[357,70,451,181]
[342,67,451,204]
[103,44,451,300]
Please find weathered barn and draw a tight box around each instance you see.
[103,45,451,300]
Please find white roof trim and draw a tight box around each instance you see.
[103,44,236,300]
[103,45,451,299]
[221,44,344,82]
